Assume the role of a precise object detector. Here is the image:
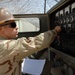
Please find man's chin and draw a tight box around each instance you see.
[16,35,18,38]
[13,35,18,39]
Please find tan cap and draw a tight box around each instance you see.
[0,8,15,25]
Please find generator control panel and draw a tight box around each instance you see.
[49,0,75,57]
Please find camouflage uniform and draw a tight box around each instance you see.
[0,30,57,75]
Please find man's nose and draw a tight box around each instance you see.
[15,27,18,30]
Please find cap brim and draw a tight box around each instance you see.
[0,19,16,26]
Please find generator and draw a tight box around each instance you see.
[48,0,75,57]
[48,1,75,75]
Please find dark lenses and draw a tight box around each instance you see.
[0,22,17,28]
[9,22,16,28]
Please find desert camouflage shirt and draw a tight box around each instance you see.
[0,30,57,75]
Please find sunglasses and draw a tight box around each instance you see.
[0,22,16,28]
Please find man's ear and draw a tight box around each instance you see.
[0,27,2,30]
[0,27,4,31]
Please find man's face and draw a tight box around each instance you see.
[1,22,18,39]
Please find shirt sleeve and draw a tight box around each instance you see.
[0,30,57,61]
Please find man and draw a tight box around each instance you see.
[0,8,61,75]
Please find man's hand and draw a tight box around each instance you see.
[53,26,61,33]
